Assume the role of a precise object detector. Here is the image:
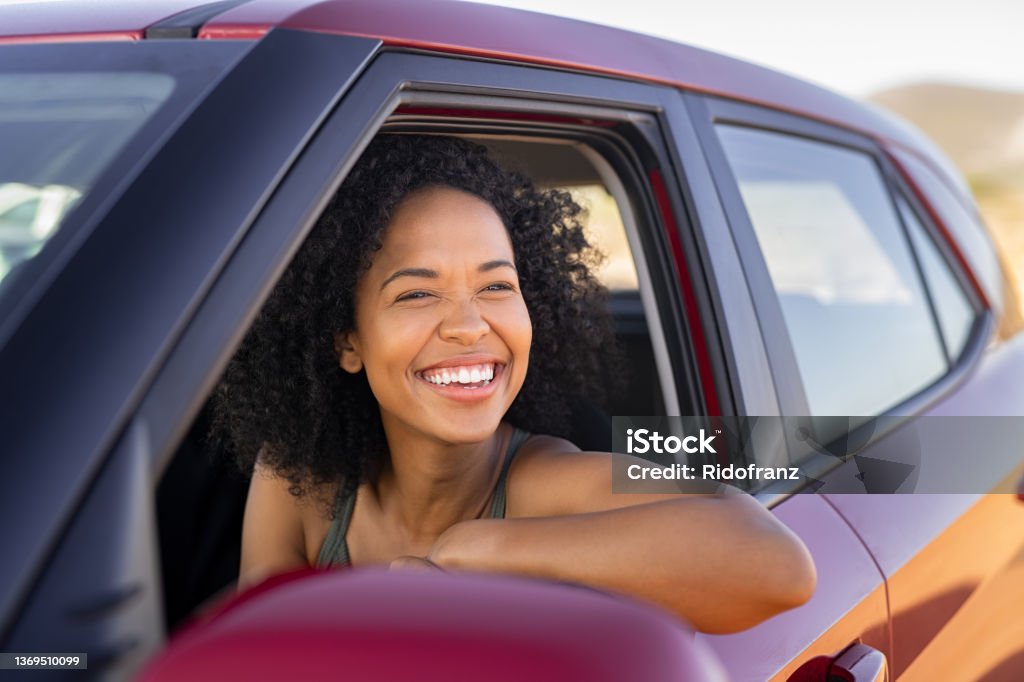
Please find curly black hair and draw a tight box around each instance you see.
[210,133,621,512]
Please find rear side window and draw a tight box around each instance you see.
[715,125,948,417]
[897,195,974,360]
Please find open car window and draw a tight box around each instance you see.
[156,125,675,629]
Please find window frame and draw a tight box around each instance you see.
[134,45,740,482]
[684,93,992,497]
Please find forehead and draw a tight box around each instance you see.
[373,186,514,267]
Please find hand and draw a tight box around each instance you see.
[426,518,504,570]
[389,555,444,572]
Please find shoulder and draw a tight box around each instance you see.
[504,433,594,517]
[240,455,338,587]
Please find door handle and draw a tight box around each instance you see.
[788,642,888,681]
[828,643,887,682]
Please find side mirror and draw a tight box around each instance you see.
[139,568,729,681]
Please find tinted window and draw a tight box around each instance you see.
[897,195,975,360]
[0,72,174,299]
[716,125,947,417]
[890,148,1004,316]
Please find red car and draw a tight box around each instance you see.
[2,1,1022,680]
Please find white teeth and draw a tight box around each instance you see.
[420,363,498,385]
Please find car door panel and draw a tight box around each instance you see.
[826,492,1024,680]
[823,335,1024,680]
[4,420,163,680]
[664,93,898,680]
[698,494,890,681]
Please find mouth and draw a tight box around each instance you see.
[413,361,506,401]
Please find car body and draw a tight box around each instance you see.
[1,1,1023,680]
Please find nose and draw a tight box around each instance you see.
[439,298,490,346]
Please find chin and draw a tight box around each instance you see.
[430,413,505,446]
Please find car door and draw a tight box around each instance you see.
[685,93,1024,680]
[659,94,893,680]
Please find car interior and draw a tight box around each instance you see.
[156,129,667,631]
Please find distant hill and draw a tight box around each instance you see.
[866,82,1024,189]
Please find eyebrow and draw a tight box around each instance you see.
[379,260,517,291]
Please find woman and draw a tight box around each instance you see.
[212,134,816,634]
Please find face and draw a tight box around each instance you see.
[336,186,532,445]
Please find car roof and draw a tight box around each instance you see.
[0,0,963,188]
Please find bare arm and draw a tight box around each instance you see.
[425,442,817,634]
[238,457,310,590]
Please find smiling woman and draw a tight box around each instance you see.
[210,134,816,634]
[334,186,533,443]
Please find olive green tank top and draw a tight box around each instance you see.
[316,427,532,568]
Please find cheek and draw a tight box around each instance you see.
[520,308,533,354]
[505,300,533,366]
[355,317,418,390]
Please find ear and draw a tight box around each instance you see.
[333,331,363,374]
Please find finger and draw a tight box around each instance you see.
[390,556,443,571]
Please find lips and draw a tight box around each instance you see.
[413,357,506,402]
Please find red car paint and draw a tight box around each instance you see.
[138,568,728,682]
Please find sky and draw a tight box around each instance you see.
[473,0,1024,98]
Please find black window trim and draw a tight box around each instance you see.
[684,92,992,498]
[880,154,990,347]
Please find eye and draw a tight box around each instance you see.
[396,290,434,302]
[482,282,515,293]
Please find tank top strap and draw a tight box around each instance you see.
[487,427,532,519]
[318,427,531,567]
[316,487,356,568]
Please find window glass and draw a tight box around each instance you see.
[716,125,947,417]
[890,148,1004,316]
[567,185,638,291]
[897,196,975,360]
[0,72,175,297]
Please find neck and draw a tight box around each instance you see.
[371,417,510,545]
